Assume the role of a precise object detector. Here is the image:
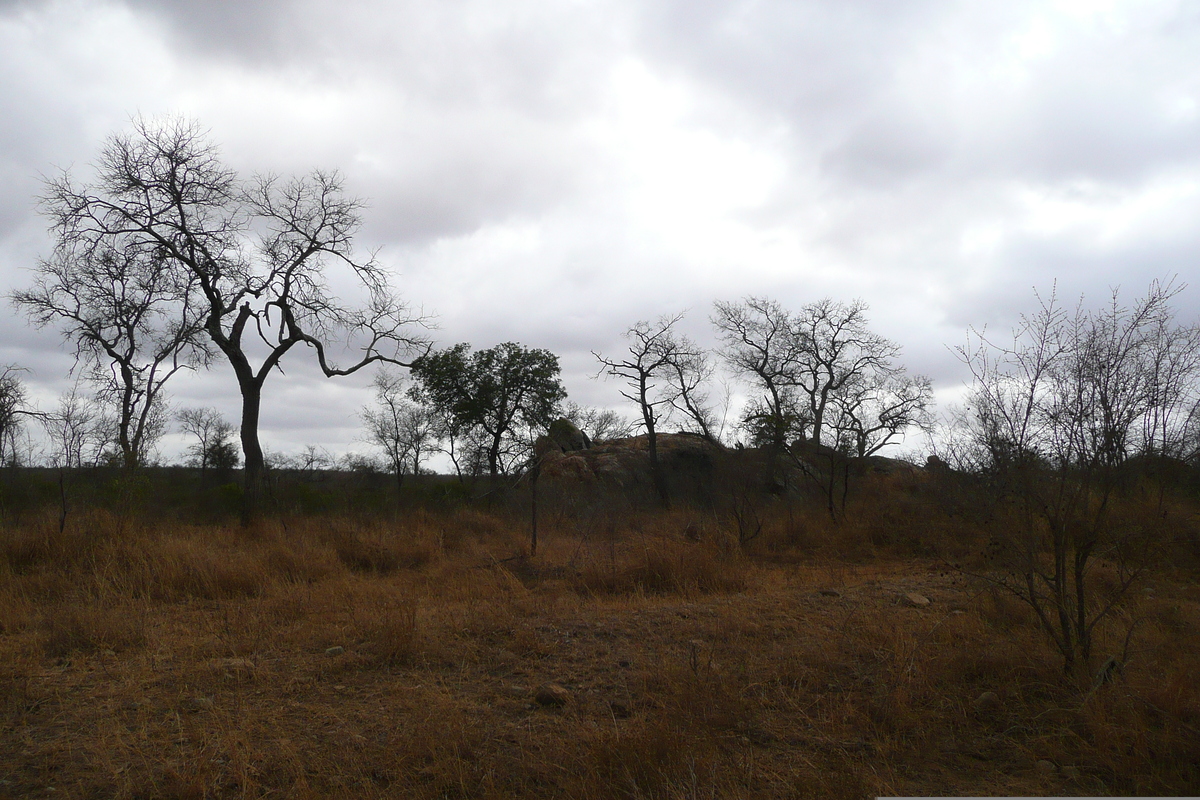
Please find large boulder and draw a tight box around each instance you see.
[548,418,591,452]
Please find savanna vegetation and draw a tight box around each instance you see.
[0,446,1198,799]
[2,117,1199,798]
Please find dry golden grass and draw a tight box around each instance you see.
[0,488,1198,798]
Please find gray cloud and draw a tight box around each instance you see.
[2,0,1199,460]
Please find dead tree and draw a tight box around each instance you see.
[594,313,697,506]
[41,117,430,520]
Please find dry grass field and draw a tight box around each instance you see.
[1,472,1199,798]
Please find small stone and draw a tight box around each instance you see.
[325,646,345,657]
[217,657,256,680]
[1036,759,1056,774]
[950,610,967,616]
[971,691,1000,712]
[534,682,572,707]
[899,593,931,607]
[186,696,214,712]
[819,589,841,597]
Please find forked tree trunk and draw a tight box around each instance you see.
[644,416,670,508]
[239,381,266,525]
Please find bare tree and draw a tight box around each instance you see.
[44,385,106,470]
[177,406,238,479]
[831,371,934,458]
[712,297,806,450]
[957,280,1190,675]
[1140,315,1200,460]
[362,369,440,495]
[715,296,922,454]
[13,240,207,469]
[792,298,904,447]
[594,313,697,505]
[42,385,108,532]
[0,366,33,468]
[665,346,722,443]
[286,445,334,475]
[42,117,430,519]
[562,402,637,443]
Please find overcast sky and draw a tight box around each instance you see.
[2,0,1199,462]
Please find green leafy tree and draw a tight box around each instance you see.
[409,342,566,480]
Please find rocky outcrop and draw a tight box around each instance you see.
[538,432,722,489]
[788,439,921,476]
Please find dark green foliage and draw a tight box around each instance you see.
[206,437,240,472]
[409,342,566,478]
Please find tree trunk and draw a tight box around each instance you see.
[646,424,670,507]
[530,461,539,557]
[239,381,266,525]
[488,431,502,483]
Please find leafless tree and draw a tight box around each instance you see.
[362,369,440,495]
[13,240,207,469]
[286,445,334,475]
[562,402,636,442]
[714,296,923,454]
[42,385,108,532]
[831,371,934,458]
[594,313,698,505]
[177,406,238,479]
[0,367,33,468]
[1140,315,1200,460]
[42,117,430,519]
[957,280,1193,675]
[792,298,904,448]
[712,297,806,450]
[665,346,722,443]
[44,385,106,470]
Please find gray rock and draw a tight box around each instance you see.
[548,419,590,452]
[609,701,630,718]
[185,696,215,712]
[899,593,931,607]
[1036,759,1056,774]
[971,691,1000,712]
[217,657,256,680]
[534,682,572,707]
[325,646,345,657]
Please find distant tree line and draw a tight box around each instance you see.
[6,115,1200,550]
